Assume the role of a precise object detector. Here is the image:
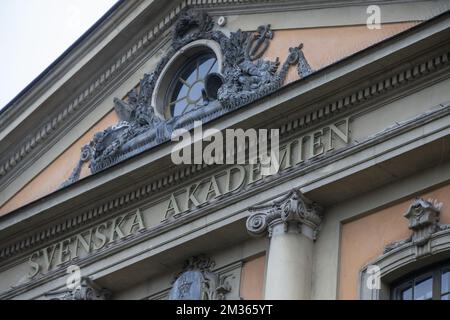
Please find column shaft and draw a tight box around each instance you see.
[264,223,313,299]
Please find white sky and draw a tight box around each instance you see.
[0,0,118,110]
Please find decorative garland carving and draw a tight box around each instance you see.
[63,9,309,184]
[246,189,323,239]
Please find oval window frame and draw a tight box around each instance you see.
[152,39,224,120]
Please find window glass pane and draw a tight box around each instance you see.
[414,277,433,300]
[391,262,450,300]
[168,53,218,117]
[442,270,450,294]
[198,57,216,77]
[401,287,413,300]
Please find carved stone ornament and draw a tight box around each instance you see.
[168,255,231,300]
[246,189,323,239]
[62,9,313,186]
[44,277,111,300]
[245,24,273,61]
[384,198,449,257]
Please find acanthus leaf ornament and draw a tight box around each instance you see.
[246,189,323,239]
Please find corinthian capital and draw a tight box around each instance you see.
[246,189,323,239]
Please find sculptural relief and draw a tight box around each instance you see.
[63,9,313,185]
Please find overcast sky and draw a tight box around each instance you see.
[0,0,118,110]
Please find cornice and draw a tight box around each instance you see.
[280,49,450,137]
[193,0,423,16]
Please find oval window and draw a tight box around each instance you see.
[167,52,218,117]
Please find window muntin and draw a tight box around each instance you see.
[392,261,450,300]
[167,52,218,117]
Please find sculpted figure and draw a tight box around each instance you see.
[88,72,168,172]
[237,58,280,90]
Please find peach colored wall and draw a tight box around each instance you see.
[338,183,450,300]
[0,110,119,216]
[263,22,418,85]
[240,254,266,300]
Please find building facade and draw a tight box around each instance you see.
[1,0,450,300]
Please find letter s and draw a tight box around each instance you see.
[94,223,107,250]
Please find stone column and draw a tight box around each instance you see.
[246,189,322,300]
